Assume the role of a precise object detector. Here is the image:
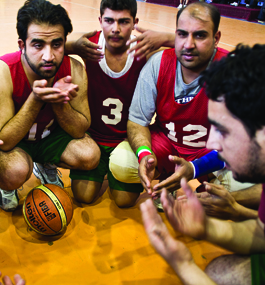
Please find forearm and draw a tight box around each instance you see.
[0,93,43,151]
[206,218,265,254]
[160,32,175,48]
[231,184,262,209]
[127,120,152,153]
[52,103,89,138]
[232,202,258,221]
[173,261,216,285]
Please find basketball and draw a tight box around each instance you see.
[22,184,73,236]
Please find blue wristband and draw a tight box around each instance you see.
[191,150,225,179]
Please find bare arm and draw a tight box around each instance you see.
[231,184,262,209]
[0,61,44,151]
[127,120,157,194]
[178,183,259,221]
[52,57,90,138]
[141,199,217,285]
[65,31,104,62]
[161,180,265,256]
[127,25,175,61]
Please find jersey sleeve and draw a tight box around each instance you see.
[128,51,163,127]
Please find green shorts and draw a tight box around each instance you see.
[70,144,143,193]
[251,253,265,285]
[16,126,73,164]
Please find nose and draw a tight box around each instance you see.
[184,34,195,50]
[42,45,55,62]
[112,21,120,34]
[206,126,222,151]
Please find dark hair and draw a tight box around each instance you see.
[17,0,73,42]
[100,0,137,19]
[200,44,265,137]
[177,2,220,35]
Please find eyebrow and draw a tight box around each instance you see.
[30,37,64,44]
[176,29,208,34]
[208,118,229,132]
[103,17,131,21]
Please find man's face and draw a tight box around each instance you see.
[19,23,65,79]
[99,8,137,53]
[207,99,265,183]
[175,7,220,74]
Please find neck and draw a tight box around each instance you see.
[181,62,209,84]
[104,44,129,73]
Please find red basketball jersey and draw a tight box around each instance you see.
[0,51,71,142]
[155,48,228,151]
[86,31,146,147]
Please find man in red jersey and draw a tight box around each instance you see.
[0,0,100,211]
[110,2,259,213]
[60,0,175,208]
[141,44,265,285]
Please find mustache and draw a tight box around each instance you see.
[108,36,123,40]
[181,50,199,56]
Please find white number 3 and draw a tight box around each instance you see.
[101,98,123,125]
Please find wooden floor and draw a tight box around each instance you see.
[0,0,265,284]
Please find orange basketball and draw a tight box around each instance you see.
[23,184,73,236]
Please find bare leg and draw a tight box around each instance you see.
[71,180,102,204]
[205,254,251,285]
[110,189,140,208]
[0,147,33,190]
[59,134,100,171]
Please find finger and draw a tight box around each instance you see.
[180,178,194,199]
[177,194,187,201]
[2,276,13,285]
[0,140,3,145]
[63,75,72,83]
[153,174,179,191]
[134,24,148,34]
[203,182,225,197]
[33,79,48,88]
[14,274,25,285]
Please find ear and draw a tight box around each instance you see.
[214,30,221,48]
[133,17,139,28]
[99,16,102,26]
[18,39,25,54]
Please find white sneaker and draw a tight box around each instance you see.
[0,189,19,212]
[33,163,64,188]
[230,2,239,5]
[177,4,183,8]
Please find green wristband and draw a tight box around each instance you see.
[136,146,153,157]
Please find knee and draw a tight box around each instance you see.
[111,189,140,208]
[73,142,101,171]
[0,161,31,190]
[71,180,99,204]
[109,142,140,183]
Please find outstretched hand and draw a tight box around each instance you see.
[0,272,25,285]
[72,31,104,61]
[180,182,241,221]
[139,155,157,195]
[161,179,206,239]
[33,76,78,104]
[140,198,194,270]
[127,25,174,61]
[152,156,194,198]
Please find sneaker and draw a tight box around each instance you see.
[0,189,19,212]
[177,4,183,8]
[230,2,239,5]
[33,163,64,188]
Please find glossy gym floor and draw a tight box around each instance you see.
[0,0,265,284]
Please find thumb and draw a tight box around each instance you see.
[63,75,72,83]
[82,30,98,39]
[204,182,224,197]
[180,178,193,198]
[134,24,147,34]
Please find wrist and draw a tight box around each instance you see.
[136,146,152,164]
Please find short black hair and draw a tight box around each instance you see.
[100,0,137,19]
[200,44,265,138]
[17,0,73,42]
[177,2,220,35]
